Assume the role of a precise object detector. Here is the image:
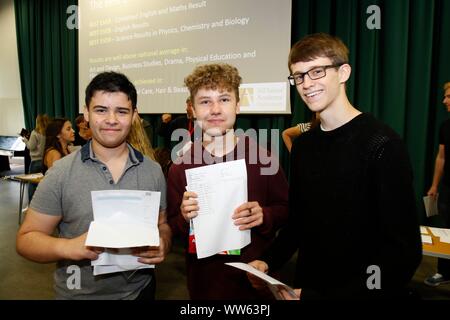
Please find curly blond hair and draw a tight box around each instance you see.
[184,64,242,105]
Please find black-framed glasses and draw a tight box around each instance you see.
[288,64,344,86]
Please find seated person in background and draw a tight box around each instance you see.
[43,118,75,173]
[127,112,155,161]
[22,114,49,200]
[282,112,319,152]
[19,129,31,174]
[157,97,195,148]
[73,114,92,146]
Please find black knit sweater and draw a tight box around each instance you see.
[264,113,422,299]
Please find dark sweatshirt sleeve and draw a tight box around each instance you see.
[370,138,422,292]
[167,163,189,238]
[257,163,289,237]
[262,143,302,271]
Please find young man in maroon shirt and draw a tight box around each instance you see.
[167,63,289,300]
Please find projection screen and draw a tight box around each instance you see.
[78,0,292,114]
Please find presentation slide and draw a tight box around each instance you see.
[79,0,291,114]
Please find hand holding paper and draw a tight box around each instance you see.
[225,262,299,300]
[66,232,103,261]
[247,260,269,290]
[85,190,161,275]
[185,159,251,259]
[427,186,438,198]
[232,201,264,230]
[180,191,199,221]
[132,238,169,265]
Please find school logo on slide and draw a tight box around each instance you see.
[238,83,286,113]
[239,88,254,107]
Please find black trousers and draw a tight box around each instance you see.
[438,184,450,278]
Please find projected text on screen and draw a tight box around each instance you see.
[79,0,291,114]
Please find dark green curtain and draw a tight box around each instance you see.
[14,0,78,129]
[14,0,450,221]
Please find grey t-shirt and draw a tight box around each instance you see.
[31,142,167,299]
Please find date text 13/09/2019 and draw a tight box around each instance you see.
[180,304,270,317]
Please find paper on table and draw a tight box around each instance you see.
[421,234,433,244]
[423,195,439,217]
[85,190,161,275]
[428,227,449,238]
[420,226,428,234]
[225,262,297,300]
[16,173,44,181]
[428,227,450,244]
[186,159,250,259]
[23,173,44,179]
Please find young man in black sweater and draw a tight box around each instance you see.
[249,33,422,299]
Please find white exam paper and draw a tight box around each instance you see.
[421,234,433,244]
[225,262,297,300]
[185,159,250,259]
[93,265,151,276]
[428,227,450,244]
[225,262,282,285]
[85,190,161,275]
[423,195,439,217]
[92,248,154,276]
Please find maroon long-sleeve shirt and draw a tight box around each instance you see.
[167,136,289,300]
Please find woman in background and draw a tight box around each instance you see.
[22,114,49,200]
[43,118,75,173]
[127,113,155,161]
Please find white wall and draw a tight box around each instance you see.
[0,0,25,136]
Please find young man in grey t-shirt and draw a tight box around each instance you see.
[16,72,171,299]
